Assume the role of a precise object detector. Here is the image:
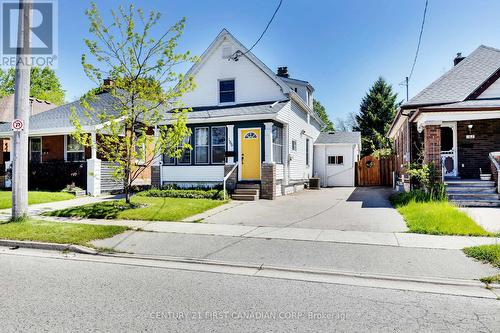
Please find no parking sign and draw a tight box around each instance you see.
[11,119,24,131]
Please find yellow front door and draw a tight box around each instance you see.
[240,128,261,180]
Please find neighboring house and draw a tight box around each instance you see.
[388,45,500,206]
[313,132,361,187]
[153,29,323,199]
[0,94,55,164]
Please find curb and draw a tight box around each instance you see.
[0,239,97,255]
[102,252,488,288]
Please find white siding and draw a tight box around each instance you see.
[314,144,357,187]
[182,39,285,107]
[478,78,500,99]
[161,165,224,183]
[276,101,320,182]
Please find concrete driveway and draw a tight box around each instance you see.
[201,187,407,233]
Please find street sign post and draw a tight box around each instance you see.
[11,119,25,131]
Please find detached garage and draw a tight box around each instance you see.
[313,132,361,187]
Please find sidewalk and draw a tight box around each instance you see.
[0,194,123,219]
[38,215,500,250]
[91,229,499,281]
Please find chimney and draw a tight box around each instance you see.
[103,78,115,87]
[453,52,465,66]
[277,66,289,78]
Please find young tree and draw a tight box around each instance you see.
[313,99,334,132]
[0,67,65,105]
[72,3,197,203]
[354,77,397,156]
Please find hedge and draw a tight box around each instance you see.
[137,188,226,200]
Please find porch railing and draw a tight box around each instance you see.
[489,152,500,193]
[223,163,238,200]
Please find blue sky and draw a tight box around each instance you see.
[57,0,500,123]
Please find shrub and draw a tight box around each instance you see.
[390,188,446,207]
[406,162,446,200]
[137,188,226,200]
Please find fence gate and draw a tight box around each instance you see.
[357,156,394,186]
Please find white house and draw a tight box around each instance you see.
[152,29,323,199]
[313,132,361,187]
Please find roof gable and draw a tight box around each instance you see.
[404,45,500,107]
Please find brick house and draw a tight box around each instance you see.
[388,45,500,206]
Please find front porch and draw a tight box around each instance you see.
[419,118,500,179]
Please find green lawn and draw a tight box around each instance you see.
[0,219,127,246]
[0,191,75,209]
[464,244,500,268]
[46,196,225,221]
[394,200,491,236]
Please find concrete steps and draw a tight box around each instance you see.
[231,183,260,201]
[445,179,500,207]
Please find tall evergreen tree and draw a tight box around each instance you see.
[313,99,334,132]
[354,77,397,156]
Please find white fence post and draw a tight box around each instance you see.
[87,158,101,196]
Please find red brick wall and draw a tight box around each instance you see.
[457,119,500,178]
[423,125,441,166]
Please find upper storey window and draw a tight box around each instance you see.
[219,79,235,103]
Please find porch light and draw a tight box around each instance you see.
[467,124,473,133]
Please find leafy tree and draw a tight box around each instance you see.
[354,77,397,156]
[0,67,65,105]
[72,3,197,203]
[335,112,358,132]
[313,99,334,132]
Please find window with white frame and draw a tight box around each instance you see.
[291,139,297,151]
[177,136,191,165]
[211,126,226,164]
[272,125,283,164]
[195,127,209,164]
[66,135,85,161]
[219,80,235,103]
[328,155,344,165]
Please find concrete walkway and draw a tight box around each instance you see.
[461,207,500,233]
[0,194,123,220]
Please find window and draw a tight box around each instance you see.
[30,138,42,162]
[305,138,310,166]
[272,125,283,164]
[162,150,175,165]
[195,127,209,164]
[328,156,344,165]
[66,135,85,162]
[177,136,191,165]
[219,80,235,103]
[291,140,297,151]
[222,46,232,59]
[211,126,226,164]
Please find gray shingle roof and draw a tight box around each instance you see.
[163,100,289,121]
[315,132,361,144]
[404,45,500,107]
[420,99,500,110]
[0,93,120,133]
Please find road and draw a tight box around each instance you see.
[1,249,498,332]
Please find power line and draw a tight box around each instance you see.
[408,0,429,81]
[232,0,283,60]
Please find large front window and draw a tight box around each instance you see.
[219,80,235,103]
[66,135,85,161]
[211,126,226,164]
[195,127,209,164]
[178,136,191,165]
[272,125,283,164]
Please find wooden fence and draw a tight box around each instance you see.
[357,156,394,187]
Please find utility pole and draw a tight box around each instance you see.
[12,0,32,219]
[405,76,409,101]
